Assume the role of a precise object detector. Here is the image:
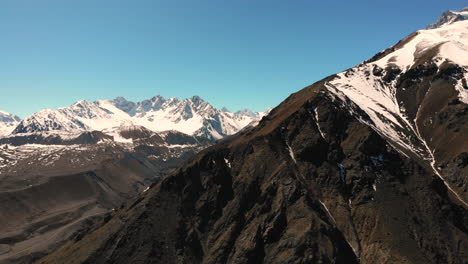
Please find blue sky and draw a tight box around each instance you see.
[1,0,466,117]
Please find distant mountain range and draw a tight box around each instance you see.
[0,95,270,141]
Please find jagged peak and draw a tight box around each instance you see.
[0,110,21,124]
[34,108,56,115]
[8,94,263,139]
[72,100,92,106]
[188,95,207,106]
[427,7,468,29]
[69,100,102,112]
[166,97,180,103]
[150,94,166,102]
[0,110,21,120]
[112,96,132,103]
[235,108,256,117]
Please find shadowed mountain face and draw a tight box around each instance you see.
[37,9,468,264]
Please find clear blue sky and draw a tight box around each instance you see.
[1,0,466,117]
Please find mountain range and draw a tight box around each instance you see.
[0,96,268,263]
[36,7,468,264]
[0,6,466,264]
[0,95,270,141]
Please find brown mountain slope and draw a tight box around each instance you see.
[37,77,467,264]
[0,127,212,263]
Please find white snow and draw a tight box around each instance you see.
[313,107,326,139]
[0,126,16,137]
[328,69,468,206]
[319,200,359,256]
[326,70,423,158]
[9,96,268,141]
[454,72,468,104]
[167,144,196,148]
[325,19,468,207]
[224,158,231,168]
[0,110,21,137]
[374,20,468,70]
[319,200,336,224]
[287,143,297,164]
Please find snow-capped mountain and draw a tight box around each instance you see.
[0,110,21,136]
[328,16,468,153]
[427,7,468,29]
[325,8,468,205]
[12,95,267,141]
[235,108,272,119]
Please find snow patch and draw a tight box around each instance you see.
[287,143,297,164]
[224,158,231,168]
[313,108,326,139]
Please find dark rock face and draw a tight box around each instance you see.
[0,131,112,146]
[393,62,468,200]
[38,78,468,264]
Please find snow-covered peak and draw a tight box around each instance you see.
[327,19,468,156]
[235,108,272,119]
[235,109,258,118]
[427,7,468,29]
[134,95,168,114]
[0,111,21,136]
[111,96,136,115]
[325,15,468,207]
[12,108,89,134]
[189,95,205,105]
[260,107,273,117]
[373,20,468,71]
[0,110,21,123]
[9,95,269,141]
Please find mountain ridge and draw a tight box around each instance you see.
[9,95,269,141]
[427,7,468,29]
